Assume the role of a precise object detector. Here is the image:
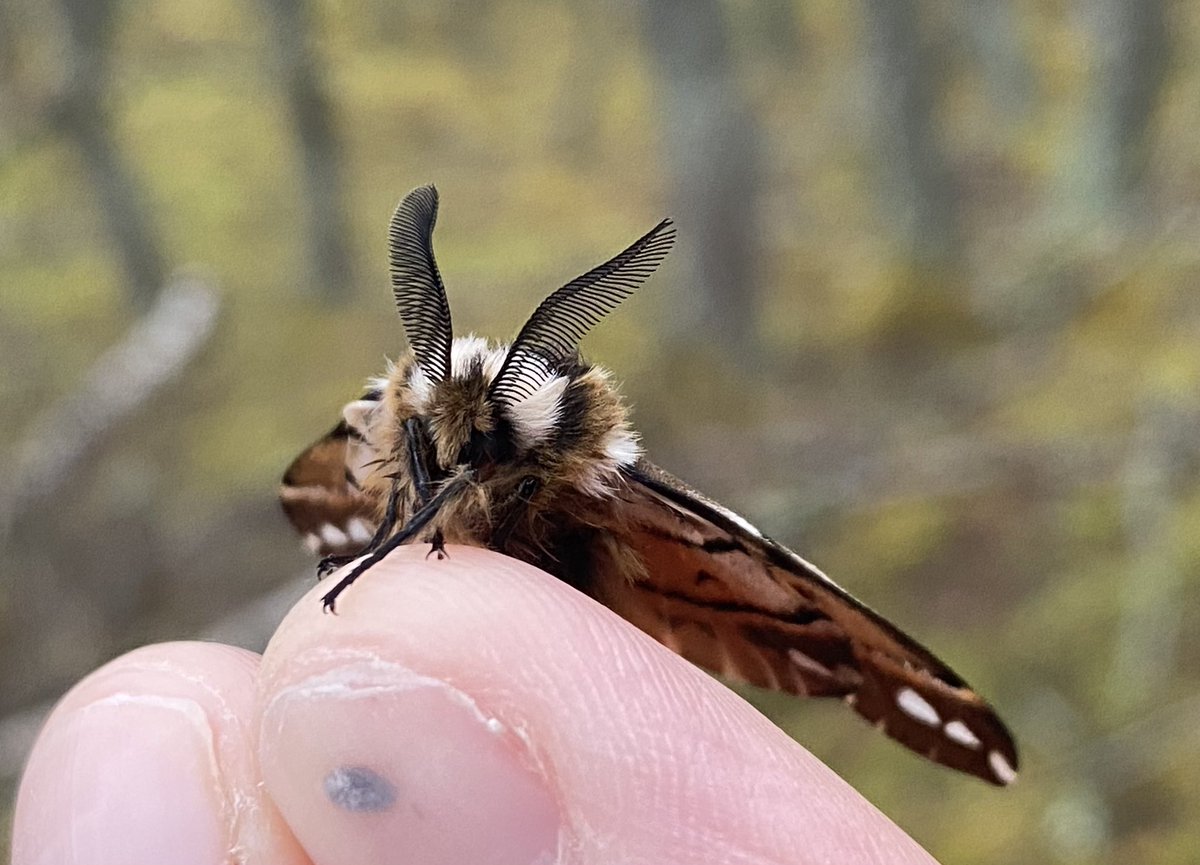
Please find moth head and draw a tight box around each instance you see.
[420,340,510,473]
[387,185,674,493]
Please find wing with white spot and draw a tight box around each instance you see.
[608,460,1019,786]
[279,421,380,556]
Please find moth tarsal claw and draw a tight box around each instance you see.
[317,554,353,578]
[426,529,448,561]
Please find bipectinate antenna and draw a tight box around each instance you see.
[489,218,675,406]
[389,185,454,384]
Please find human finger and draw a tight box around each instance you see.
[258,545,936,865]
[12,641,309,865]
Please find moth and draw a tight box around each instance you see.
[281,185,1019,786]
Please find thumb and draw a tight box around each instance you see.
[257,545,936,865]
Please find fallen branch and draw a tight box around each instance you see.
[0,273,220,538]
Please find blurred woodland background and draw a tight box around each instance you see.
[2,1,1200,862]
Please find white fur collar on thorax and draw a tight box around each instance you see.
[400,335,640,486]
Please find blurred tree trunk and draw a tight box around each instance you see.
[0,1,17,150]
[642,0,764,361]
[260,0,354,302]
[550,4,609,163]
[0,277,221,713]
[52,0,168,310]
[861,0,962,270]
[746,0,804,65]
[1,276,220,540]
[1109,399,1190,715]
[1064,0,1169,218]
[858,0,990,369]
[440,0,499,67]
[962,0,1033,128]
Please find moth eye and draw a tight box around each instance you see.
[457,422,516,468]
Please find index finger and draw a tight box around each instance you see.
[258,545,936,865]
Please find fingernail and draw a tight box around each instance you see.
[260,660,561,865]
[14,696,226,865]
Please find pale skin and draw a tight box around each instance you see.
[12,546,938,865]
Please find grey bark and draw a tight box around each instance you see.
[261,0,355,302]
[1109,399,1190,714]
[1066,0,1169,214]
[52,0,169,310]
[963,0,1033,125]
[0,275,221,540]
[861,0,962,269]
[642,0,764,358]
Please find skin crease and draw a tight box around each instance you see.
[12,547,939,865]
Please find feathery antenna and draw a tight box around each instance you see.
[490,218,675,406]
[389,185,454,384]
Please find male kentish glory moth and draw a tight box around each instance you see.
[281,185,1019,786]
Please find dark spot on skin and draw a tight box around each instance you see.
[324,765,397,812]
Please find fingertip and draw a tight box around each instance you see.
[258,653,560,865]
[261,549,563,865]
[262,546,935,865]
[12,642,307,865]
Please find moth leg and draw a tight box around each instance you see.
[318,419,436,578]
[361,482,403,549]
[316,553,356,578]
[322,471,473,612]
[404,417,437,506]
[316,484,402,577]
[490,476,542,553]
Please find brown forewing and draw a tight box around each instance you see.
[605,460,1019,786]
[279,422,379,556]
